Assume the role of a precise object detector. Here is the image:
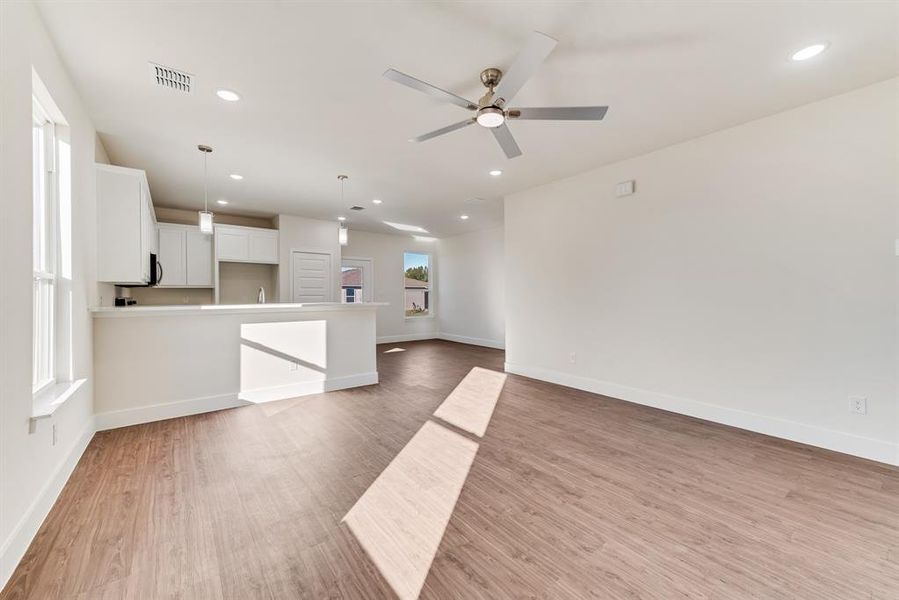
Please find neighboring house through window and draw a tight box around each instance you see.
[403,252,431,317]
[341,266,362,303]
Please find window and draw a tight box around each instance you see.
[32,100,56,393]
[32,95,72,395]
[341,258,373,304]
[341,267,361,303]
[404,252,431,317]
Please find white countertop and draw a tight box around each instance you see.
[91,302,387,318]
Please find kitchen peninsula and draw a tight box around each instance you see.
[92,302,385,430]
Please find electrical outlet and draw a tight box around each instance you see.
[569,352,577,364]
[849,396,867,415]
[52,423,58,446]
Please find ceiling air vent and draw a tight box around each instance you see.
[349,206,365,211]
[148,62,193,94]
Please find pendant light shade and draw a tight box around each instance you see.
[198,144,214,234]
[198,210,214,234]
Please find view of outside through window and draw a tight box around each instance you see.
[404,252,430,317]
[341,266,363,303]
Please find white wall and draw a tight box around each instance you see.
[275,214,340,303]
[0,0,106,584]
[505,78,899,465]
[343,230,439,343]
[438,227,505,349]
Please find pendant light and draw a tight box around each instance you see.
[198,144,214,234]
[337,174,349,246]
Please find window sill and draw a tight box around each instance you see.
[405,314,435,321]
[30,378,86,432]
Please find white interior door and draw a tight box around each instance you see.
[292,251,332,303]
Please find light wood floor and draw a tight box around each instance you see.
[3,340,898,599]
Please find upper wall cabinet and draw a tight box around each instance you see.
[96,164,157,285]
[156,223,213,287]
[214,224,279,264]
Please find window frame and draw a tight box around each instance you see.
[32,98,58,396]
[403,250,434,319]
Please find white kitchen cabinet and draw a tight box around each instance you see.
[156,223,214,288]
[157,226,186,286]
[214,225,279,264]
[185,230,213,286]
[96,164,156,285]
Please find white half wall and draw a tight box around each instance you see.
[343,230,439,343]
[438,227,505,349]
[92,305,379,430]
[0,0,109,586]
[505,78,899,465]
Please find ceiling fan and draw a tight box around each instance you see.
[383,31,608,159]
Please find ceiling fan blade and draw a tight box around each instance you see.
[493,31,558,106]
[383,69,478,111]
[508,106,609,121]
[411,118,476,143]
[491,123,522,159]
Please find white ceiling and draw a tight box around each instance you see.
[37,1,898,237]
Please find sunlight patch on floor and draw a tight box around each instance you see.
[342,366,507,599]
[383,347,406,353]
[433,366,507,438]
[343,420,478,600]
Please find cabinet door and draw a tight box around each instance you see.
[97,169,143,283]
[216,228,249,261]
[248,230,279,264]
[157,227,186,286]
[185,230,213,286]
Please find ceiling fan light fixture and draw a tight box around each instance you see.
[476,107,505,128]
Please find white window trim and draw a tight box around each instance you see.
[29,89,80,426]
[32,99,58,395]
[403,250,434,320]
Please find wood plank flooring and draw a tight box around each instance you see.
[3,340,898,599]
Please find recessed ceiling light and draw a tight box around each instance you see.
[216,89,240,102]
[372,198,382,204]
[216,199,229,205]
[791,43,828,62]
[337,216,347,222]
[489,169,502,176]
[460,214,469,220]
[384,221,428,233]
[229,174,243,180]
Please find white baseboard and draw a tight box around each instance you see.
[95,392,246,431]
[96,372,379,431]
[237,372,378,403]
[376,332,506,350]
[439,332,505,350]
[0,419,95,588]
[505,362,899,466]
[377,333,437,344]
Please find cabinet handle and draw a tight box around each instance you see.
[157,261,164,283]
